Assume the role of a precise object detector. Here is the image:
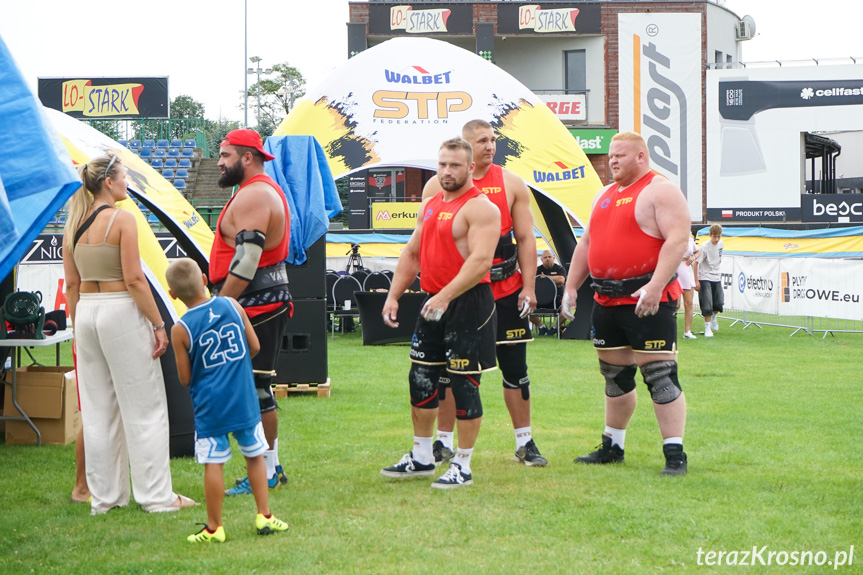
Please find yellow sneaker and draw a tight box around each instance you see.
[187,524,226,543]
[255,513,289,535]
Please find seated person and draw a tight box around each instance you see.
[530,250,566,335]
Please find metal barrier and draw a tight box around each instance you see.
[693,306,863,338]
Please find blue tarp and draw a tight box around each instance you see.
[264,135,341,265]
[0,36,80,283]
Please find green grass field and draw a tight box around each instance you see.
[1,317,860,574]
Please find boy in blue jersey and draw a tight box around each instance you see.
[166,258,288,543]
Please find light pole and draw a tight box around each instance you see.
[247,56,272,129]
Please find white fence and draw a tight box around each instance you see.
[695,255,863,337]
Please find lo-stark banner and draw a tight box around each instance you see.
[618,13,703,221]
[712,256,862,321]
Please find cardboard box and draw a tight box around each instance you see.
[4,366,80,445]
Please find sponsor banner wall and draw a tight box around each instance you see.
[372,201,421,229]
[38,77,169,119]
[540,94,586,121]
[707,65,863,221]
[730,257,780,314]
[779,259,862,321]
[618,13,703,221]
[569,128,616,155]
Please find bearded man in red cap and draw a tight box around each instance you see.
[209,129,292,495]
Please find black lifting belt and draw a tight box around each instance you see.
[591,271,678,298]
[213,262,289,297]
[490,236,518,283]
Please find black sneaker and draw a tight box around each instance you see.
[574,435,625,464]
[660,444,688,476]
[380,452,435,479]
[431,462,473,490]
[432,440,454,467]
[514,439,548,467]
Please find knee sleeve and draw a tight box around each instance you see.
[640,360,682,404]
[498,343,529,400]
[599,360,637,397]
[438,375,450,401]
[254,372,277,413]
[449,373,483,420]
[409,363,444,409]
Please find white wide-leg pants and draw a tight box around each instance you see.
[75,292,176,514]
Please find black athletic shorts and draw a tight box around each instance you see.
[249,301,291,384]
[410,283,497,375]
[591,300,678,353]
[698,280,724,315]
[495,288,533,344]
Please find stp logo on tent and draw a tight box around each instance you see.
[533,161,587,184]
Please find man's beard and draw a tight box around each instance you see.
[218,162,245,188]
[440,173,467,192]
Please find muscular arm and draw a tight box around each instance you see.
[562,186,608,318]
[505,169,537,312]
[382,201,425,327]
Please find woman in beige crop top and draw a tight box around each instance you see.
[62,154,195,515]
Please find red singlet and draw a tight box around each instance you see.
[210,173,291,317]
[588,171,681,306]
[419,187,490,294]
[473,164,521,299]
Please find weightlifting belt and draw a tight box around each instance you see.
[490,237,518,283]
[591,271,678,298]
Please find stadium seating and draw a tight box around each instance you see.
[150,158,163,169]
[153,148,166,158]
[167,148,180,158]
[156,139,169,149]
[129,140,142,150]
[143,139,156,149]
[161,169,174,179]
[173,179,187,190]
[170,139,183,148]
[174,168,189,179]
[183,139,196,148]
[178,158,192,168]
[118,139,128,148]
[181,148,195,158]
[140,148,153,159]
[164,158,178,168]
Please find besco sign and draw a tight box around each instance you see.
[802,193,863,223]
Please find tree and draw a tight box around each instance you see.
[171,94,206,120]
[243,62,306,135]
[205,116,242,157]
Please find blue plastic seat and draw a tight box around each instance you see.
[178,158,192,168]
[143,139,156,150]
[150,158,163,169]
[167,148,180,158]
[139,148,153,158]
[174,168,189,179]
[164,158,178,168]
[170,139,183,148]
[129,140,142,150]
[153,148,166,158]
[161,169,174,179]
[118,139,128,148]
[183,139,196,148]
[181,148,195,158]
[156,139,169,149]
[173,179,187,190]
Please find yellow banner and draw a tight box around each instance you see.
[62,80,144,117]
[372,202,421,229]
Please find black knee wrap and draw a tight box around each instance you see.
[498,343,530,400]
[640,360,682,404]
[599,360,637,397]
[449,373,483,420]
[409,363,444,409]
[254,372,277,413]
[438,375,451,401]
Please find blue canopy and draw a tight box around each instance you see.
[0,36,79,283]
[264,135,342,265]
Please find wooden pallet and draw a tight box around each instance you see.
[272,379,331,398]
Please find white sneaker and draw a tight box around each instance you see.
[711,316,719,331]
[704,326,714,338]
[683,331,696,339]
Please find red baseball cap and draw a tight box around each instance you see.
[221,128,275,161]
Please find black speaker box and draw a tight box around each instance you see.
[285,236,326,299]
[275,298,328,384]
